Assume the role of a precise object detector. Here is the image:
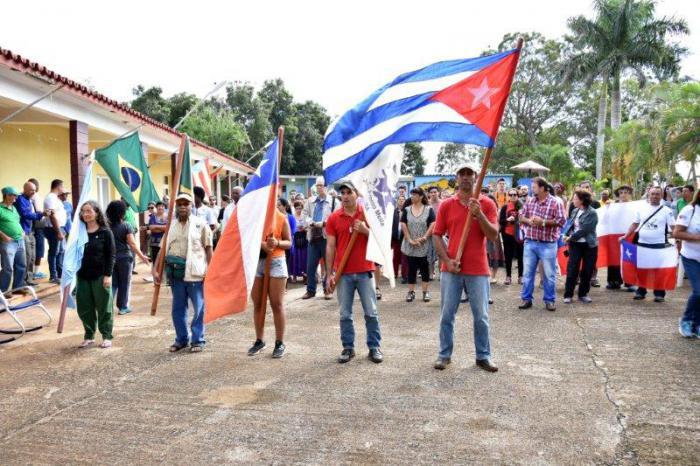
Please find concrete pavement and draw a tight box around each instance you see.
[0,266,698,464]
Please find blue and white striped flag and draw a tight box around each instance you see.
[60,155,94,309]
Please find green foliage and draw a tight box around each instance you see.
[526,144,576,186]
[402,143,426,175]
[177,106,248,156]
[130,79,331,174]
[131,86,171,123]
[436,143,470,174]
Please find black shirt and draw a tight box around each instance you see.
[78,227,116,280]
[111,222,133,260]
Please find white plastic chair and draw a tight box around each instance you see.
[0,286,52,344]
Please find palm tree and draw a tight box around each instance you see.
[565,0,688,179]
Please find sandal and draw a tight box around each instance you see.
[169,343,187,353]
[375,288,382,300]
[99,340,112,349]
[78,339,95,348]
[190,344,204,353]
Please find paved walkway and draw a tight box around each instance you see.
[1,266,698,464]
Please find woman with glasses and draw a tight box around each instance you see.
[499,190,524,285]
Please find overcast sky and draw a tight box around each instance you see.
[2,0,697,119]
[2,1,697,173]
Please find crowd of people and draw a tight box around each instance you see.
[1,168,698,365]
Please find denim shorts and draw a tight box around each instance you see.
[256,256,289,279]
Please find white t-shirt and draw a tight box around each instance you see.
[633,203,675,245]
[44,192,67,228]
[193,204,218,227]
[677,204,700,261]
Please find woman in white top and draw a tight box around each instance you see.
[673,190,700,338]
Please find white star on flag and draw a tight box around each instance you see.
[625,248,633,259]
[254,158,268,178]
[468,78,500,110]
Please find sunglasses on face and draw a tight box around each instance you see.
[509,193,518,196]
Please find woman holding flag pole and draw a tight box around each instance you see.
[247,205,292,358]
[74,201,115,349]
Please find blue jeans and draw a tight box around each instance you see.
[306,238,327,294]
[337,272,381,349]
[44,227,65,280]
[521,240,557,304]
[171,279,205,346]
[439,272,491,360]
[0,239,26,292]
[681,255,700,332]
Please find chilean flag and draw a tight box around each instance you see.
[596,201,645,267]
[204,138,280,323]
[323,48,521,184]
[621,240,678,290]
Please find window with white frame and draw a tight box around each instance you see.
[96,175,111,210]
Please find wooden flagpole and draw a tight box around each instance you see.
[327,208,367,294]
[151,134,188,316]
[259,127,285,313]
[454,37,523,265]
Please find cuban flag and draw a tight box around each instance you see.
[323,48,521,184]
[204,138,280,323]
[621,240,678,290]
[323,48,521,285]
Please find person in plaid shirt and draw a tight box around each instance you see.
[518,177,566,311]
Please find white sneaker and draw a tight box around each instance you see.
[579,296,593,303]
[78,339,95,348]
[100,340,112,349]
[563,298,572,304]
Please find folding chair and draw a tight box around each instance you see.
[0,286,52,344]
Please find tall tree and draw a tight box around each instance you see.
[436,143,469,174]
[566,0,688,179]
[402,143,426,175]
[130,86,170,123]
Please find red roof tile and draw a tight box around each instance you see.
[0,46,252,172]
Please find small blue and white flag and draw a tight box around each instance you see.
[60,155,94,308]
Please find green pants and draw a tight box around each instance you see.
[76,277,114,340]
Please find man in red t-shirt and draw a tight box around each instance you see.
[325,181,382,364]
[432,166,500,372]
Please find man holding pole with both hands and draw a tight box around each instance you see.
[324,180,383,365]
[432,165,500,373]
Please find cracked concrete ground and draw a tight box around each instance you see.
[0,265,698,465]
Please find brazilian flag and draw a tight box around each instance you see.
[95,132,160,212]
[178,135,193,195]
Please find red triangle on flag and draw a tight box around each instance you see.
[430,51,520,141]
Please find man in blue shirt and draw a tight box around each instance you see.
[14,181,47,286]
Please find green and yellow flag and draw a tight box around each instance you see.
[178,135,193,196]
[95,132,160,212]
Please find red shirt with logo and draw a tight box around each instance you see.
[325,206,376,274]
[433,194,498,276]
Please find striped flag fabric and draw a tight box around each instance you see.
[323,48,521,184]
[595,201,645,267]
[192,159,213,198]
[621,240,678,290]
[178,136,194,196]
[203,138,280,323]
[60,156,94,308]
